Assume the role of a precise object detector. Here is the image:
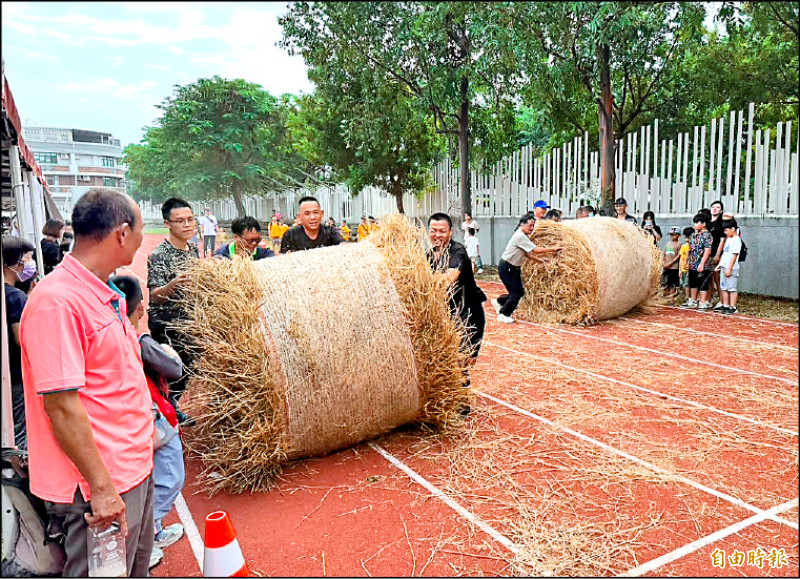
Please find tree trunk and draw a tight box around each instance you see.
[458,77,471,219]
[232,181,246,217]
[394,191,405,214]
[597,43,616,215]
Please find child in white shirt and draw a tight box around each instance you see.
[715,218,741,314]
[464,227,481,273]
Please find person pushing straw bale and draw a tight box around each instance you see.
[515,216,662,325]
[174,213,470,493]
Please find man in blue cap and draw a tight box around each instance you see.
[531,200,549,221]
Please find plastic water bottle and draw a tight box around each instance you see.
[87,521,127,577]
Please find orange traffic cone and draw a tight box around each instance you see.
[203,511,250,577]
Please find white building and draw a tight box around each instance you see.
[21,126,127,219]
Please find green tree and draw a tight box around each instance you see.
[280,1,522,217]
[289,83,443,214]
[506,1,706,213]
[125,76,288,217]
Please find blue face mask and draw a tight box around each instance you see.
[17,261,37,282]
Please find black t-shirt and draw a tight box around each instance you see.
[428,240,487,313]
[4,284,27,385]
[281,225,343,253]
[41,238,62,275]
[708,216,724,255]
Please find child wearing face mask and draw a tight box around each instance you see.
[2,235,38,449]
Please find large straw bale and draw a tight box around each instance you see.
[516,217,661,325]
[177,213,469,493]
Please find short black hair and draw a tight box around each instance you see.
[161,197,192,220]
[231,216,262,236]
[544,209,560,220]
[697,207,711,218]
[109,275,143,317]
[711,200,723,209]
[2,235,35,265]
[467,227,475,236]
[682,226,694,237]
[298,196,320,207]
[518,213,535,226]
[721,218,738,231]
[72,188,137,242]
[42,218,65,237]
[428,212,452,229]
[693,213,710,226]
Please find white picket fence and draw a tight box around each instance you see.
[432,103,799,218]
[140,103,798,224]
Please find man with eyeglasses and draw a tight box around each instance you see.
[147,198,199,419]
[213,216,274,261]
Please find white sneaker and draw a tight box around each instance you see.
[477,268,484,274]
[681,299,697,308]
[491,299,502,314]
[697,301,712,310]
[497,313,516,324]
[154,523,184,550]
[149,547,164,569]
[713,301,726,311]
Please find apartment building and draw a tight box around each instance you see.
[21,125,127,218]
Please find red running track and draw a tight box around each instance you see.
[120,235,797,577]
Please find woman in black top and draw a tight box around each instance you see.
[641,211,662,245]
[41,218,65,275]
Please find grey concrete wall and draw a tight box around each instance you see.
[459,214,799,299]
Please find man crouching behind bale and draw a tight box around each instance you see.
[172,213,471,494]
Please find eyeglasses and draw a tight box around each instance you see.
[240,235,262,246]
[167,217,196,225]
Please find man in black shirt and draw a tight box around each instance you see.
[427,212,487,364]
[707,200,726,309]
[280,196,343,253]
[3,235,36,449]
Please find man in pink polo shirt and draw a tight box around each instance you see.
[20,188,155,577]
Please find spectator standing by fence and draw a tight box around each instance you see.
[661,227,682,305]
[707,201,727,309]
[715,218,742,314]
[196,208,219,259]
[683,213,714,309]
[641,211,662,245]
[19,188,155,577]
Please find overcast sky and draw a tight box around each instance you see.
[2,1,313,147]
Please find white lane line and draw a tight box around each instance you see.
[617,498,799,577]
[483,341,798,437]
[615,317,799,352]
[483,304,797,385]
[479,392,799,530]
[368,442,521,555]
[174,493,204,573]
[661,304,799,328]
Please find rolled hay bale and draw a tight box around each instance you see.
[176,213,470,493]
[516,217,662,325]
